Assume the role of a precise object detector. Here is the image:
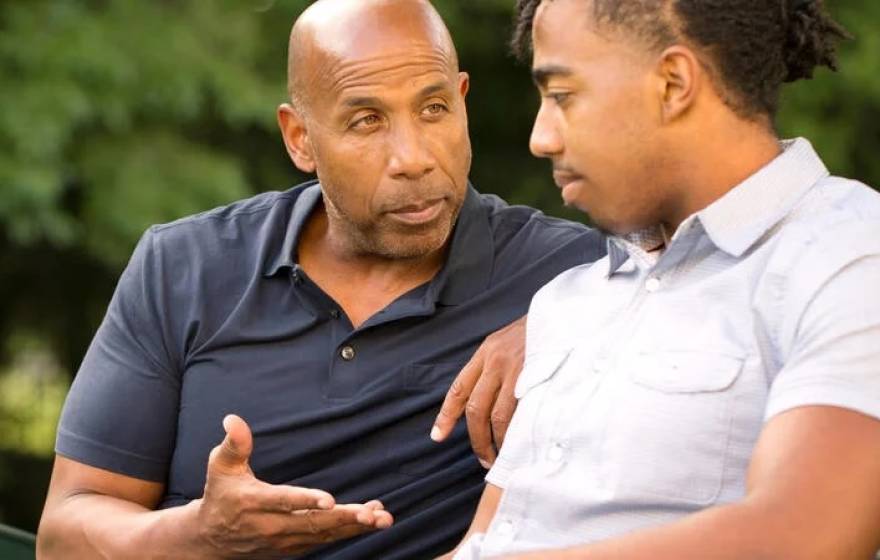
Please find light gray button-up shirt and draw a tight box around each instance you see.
[456,138,880,558]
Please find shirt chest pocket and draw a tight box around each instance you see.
[599,350,744,506]
[514,350,572,399]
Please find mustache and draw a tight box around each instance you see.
[380,187,453,212]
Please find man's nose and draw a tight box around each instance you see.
[529,102,563,158]
[387,120,436,180]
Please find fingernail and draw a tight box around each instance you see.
[376,516,392,529]
[222,415,232,431]
[479,459,492,470]
[317,497,334,509]
[430,426,442,442]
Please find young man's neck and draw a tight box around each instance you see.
[662,115,782,232]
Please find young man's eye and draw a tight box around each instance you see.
[546,92,571,105]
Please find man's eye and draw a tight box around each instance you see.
[546,92,571,105]
[422,103,448,117]
[352,114,382,130]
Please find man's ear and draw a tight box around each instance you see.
[277,103,316,173]
[654,45,702,124]
[458,71,470,99]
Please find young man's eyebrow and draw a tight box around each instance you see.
[532,64,573,88]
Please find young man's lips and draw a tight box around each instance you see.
[553,171,582,189]
[387,198,445,224]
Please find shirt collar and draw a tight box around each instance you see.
[696,137,829,257]
[606,137,829,275]
[263,180,322,277]
[264,181,493,306]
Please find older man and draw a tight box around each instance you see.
[36,1,604,559]
[448,0,880,558]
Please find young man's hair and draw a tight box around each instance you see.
[511,0,850,118]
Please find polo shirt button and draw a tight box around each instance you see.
[340,346,356,361]
[646,277,661,293]
[548,442,565,462]
[329,309,340,319]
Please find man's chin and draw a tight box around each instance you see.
[368,225,453,260]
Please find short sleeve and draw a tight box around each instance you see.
[766,254,880,422]
[56,228,182,482]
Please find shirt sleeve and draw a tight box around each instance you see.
[765,253,880,422]
[55,228,182,482]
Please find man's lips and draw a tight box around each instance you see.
[386,198,446,224]
[553,171,583,189]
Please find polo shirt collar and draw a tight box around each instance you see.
[432,185,494,306]
[696,137,829,257]
[263,180,322,277]
[263,181,493,306]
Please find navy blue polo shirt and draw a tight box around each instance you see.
[57,181,606,559]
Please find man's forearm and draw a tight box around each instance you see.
[38,493,206,560]
[504,500,857,560]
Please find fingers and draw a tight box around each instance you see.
[251,481,336,513]
[277,519,386,554]
[432,352,484,442]
[208,414,254,476]
[439,316,526,468]
[490,377,517,450]
[465,372,500,468]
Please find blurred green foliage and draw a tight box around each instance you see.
[0,0,877,532]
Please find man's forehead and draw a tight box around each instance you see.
[295,0,453,67]
[289,0,457,105]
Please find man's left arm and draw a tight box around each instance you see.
[431,316,526,468]
[505,404,880,560]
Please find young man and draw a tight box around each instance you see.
[36,1,606,559]
[448,0,880,558]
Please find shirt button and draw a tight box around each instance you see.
[329,309,340,319]
[340,346,356,361]
[496,519,514,537]
[548,443,565,462]
[645,277,661,293]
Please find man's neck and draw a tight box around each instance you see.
[661,117,782,233]
[297,205,447,328]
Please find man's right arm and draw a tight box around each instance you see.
[38,415,392,559]
[38,456,203,559]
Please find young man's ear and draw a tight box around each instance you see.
[277,103,316,173]
[654,45,702,124]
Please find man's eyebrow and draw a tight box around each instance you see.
[418,82,452,98]
[340,82,451,110]
[342,95,384,109]
[532,65,573,88]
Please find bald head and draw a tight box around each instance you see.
[287,0,458,112]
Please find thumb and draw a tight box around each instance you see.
[208,414,253,475]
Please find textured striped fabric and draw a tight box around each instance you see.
[456,138,880,558]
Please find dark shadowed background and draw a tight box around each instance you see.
[1,0,878,534]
